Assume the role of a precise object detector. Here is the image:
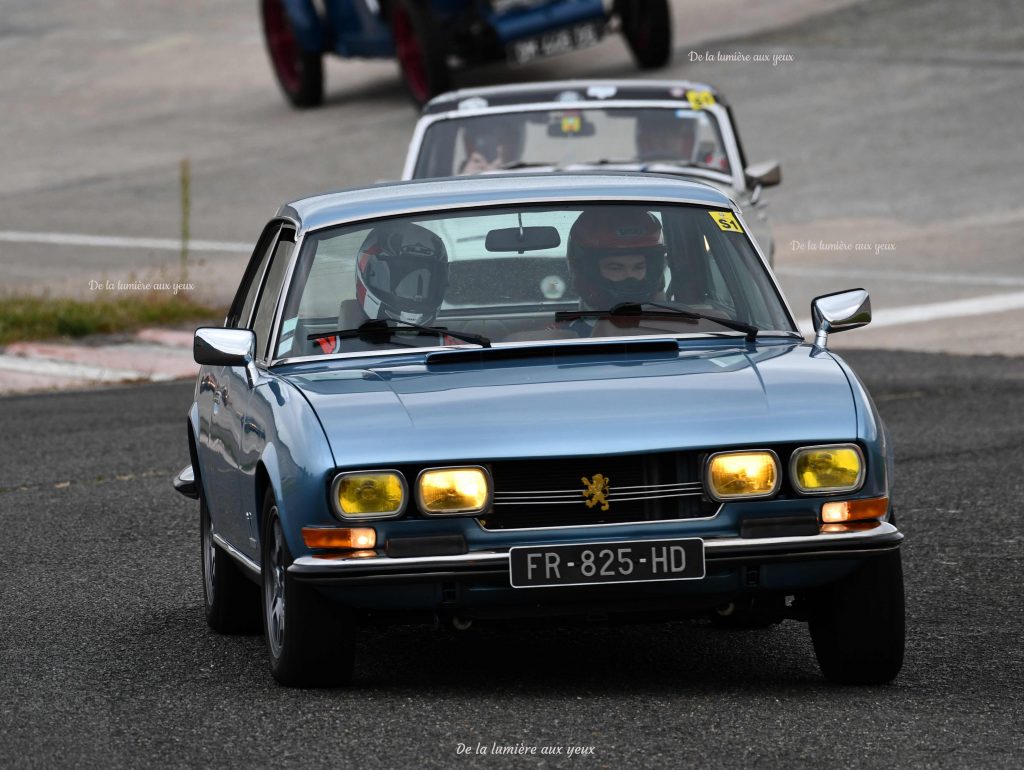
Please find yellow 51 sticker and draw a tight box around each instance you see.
[686,89,716,110]
[709,211,744,233]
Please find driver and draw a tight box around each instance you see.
[564,208,667,335]
[458,116,525,174]
[635,110,727,170]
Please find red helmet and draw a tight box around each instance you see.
[567,209,666,308]
[355,222,448,325]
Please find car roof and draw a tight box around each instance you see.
[279,172,737,233]
[421,79,726,114]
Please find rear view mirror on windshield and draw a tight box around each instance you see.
[485,225,561,253]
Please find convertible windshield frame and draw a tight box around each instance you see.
[404,100,745,189]
[265,197,798,368]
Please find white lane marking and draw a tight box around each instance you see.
[775,265,1024,288]
[0,230,252,254]
[798,290,1024,334]
[0,354,157,382]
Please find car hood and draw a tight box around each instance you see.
[282,342,855,468]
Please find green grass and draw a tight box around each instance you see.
[0,293,223,345]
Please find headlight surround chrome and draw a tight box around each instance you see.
[704,450,781,501]
[416,466,492,516]
[790,444,865,495]
[331,470,407,520]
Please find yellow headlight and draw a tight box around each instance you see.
[791,445,864,494]
[333,471,406,519]
[417,467,491,515]
[706,451,780,500]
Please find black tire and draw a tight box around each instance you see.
[617,0,673,70]
[809,550,905,685]
[201,493,261,634]
[390,0,451,106]
[710,595,784,630]
[261,0,324,108]
[261,493,355,687]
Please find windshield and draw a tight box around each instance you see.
[412,107,732,179]
[273,203,793,360]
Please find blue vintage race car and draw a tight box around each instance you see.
[175,172,904,687]
[260,0,674,106]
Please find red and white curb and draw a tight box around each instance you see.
[0,328,197,395]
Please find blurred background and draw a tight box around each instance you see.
[1,0,1022,374]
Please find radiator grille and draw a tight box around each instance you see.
[478,452,718,530]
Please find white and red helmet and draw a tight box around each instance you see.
[355,222,448,325]
[567,209,666,309]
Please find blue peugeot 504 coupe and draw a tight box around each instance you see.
[175,172,903,687]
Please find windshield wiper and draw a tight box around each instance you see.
[555,302,758,341]
[309,318,491,348]
[497,160,558,170]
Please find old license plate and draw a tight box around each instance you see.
[509,538,705,588]
[507,21,603,66]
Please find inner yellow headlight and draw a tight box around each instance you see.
[791,445,864,494]
[706,451,780,500]
[334,471,406,519]
[418,467,491,515]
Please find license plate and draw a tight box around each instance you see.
[509,538,705,588]
[506,21,604,66]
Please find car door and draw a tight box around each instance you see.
[197,221,285,549]
[231,225,296,558]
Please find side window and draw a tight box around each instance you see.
[251,231,296,361]
[226,223,281,328]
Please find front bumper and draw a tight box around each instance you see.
[289,523,902,586]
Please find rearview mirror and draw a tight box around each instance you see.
[811,289,871,349]
[485,226,561,253]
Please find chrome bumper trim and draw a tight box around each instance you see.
[288,523,902,581]
[172,465,199,499]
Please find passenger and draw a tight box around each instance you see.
[323,222,449,355]
[458,117,525,174]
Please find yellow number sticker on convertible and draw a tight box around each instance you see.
[709,211,744,233]
[686,89,716,110]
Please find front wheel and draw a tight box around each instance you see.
[808,550,906,684]
[261,494,354,687]
[617,0,673,70]
[390,0,451,106]
[261,0,324,108]
[201,493,260,634]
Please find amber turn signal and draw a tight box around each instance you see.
[820,496,889,524]
[302,526,377,549]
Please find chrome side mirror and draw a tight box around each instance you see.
[194,328,259,387]
[811,289,871,350]
[745,160,781,189]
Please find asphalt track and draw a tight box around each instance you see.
[1,350,1022,768]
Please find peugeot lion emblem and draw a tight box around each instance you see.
[581,473,611,511]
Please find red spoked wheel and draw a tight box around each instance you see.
[617,0,673,70]
[390,0,450,106]
[261,0,324,108]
